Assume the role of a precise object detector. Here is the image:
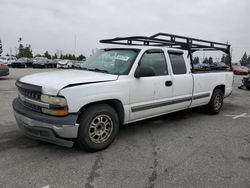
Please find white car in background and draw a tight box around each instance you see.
[0,56,17,66]
[57,60,73,69]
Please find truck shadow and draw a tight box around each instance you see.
[120,107,204,132]
[0,106,225,154]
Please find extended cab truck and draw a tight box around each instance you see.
[13,33,234,152]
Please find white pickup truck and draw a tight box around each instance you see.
[13,33,234,151]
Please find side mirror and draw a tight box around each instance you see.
[134,66,155,78]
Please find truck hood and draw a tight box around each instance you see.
[19,70,118,95]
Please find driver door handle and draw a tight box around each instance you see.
[165,81,172,87]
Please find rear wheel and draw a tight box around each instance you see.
[77,104,119,152]
[205,89,224,114]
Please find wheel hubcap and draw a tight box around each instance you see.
[214,95,222,110]
[88,114,113,144]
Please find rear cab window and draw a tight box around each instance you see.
[168,50,187,74]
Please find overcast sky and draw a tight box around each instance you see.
[0,0,249,61]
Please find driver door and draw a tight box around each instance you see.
[129,49,173,121]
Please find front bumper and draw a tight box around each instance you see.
[13,98,79,147]
[0,68,9,76]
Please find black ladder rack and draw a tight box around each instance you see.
[99,32,232,68]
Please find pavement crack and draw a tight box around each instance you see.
[239,156,250,162]
[85,153,104,188]
[146,130,159,188]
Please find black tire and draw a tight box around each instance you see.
[77,104,119,152]
[246,86,250,90]
[205,89,224,114]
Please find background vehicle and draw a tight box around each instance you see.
[72,60,85,69]
[49,59,58,68]
[11,58,33,68]
[193,63,210,71]
[32,57,49,68]
[0,63,9,77]
[13,33,234,152]
[0,56,17,66]
[230,66,249,75]
[209,62,229,70]
[57,59,73,68]
[244,65,250,73]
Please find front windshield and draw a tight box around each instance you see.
[83,49,139,75]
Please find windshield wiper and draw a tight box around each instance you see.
[81,67,110,74]
[81,67,89,71]
[89,68,110,74]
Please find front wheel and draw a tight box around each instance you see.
[77,104,119,152]
[205,89,224,114]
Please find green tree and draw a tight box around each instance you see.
[0,39,3,55]
[23,45,33,58]
[221,54,231,65]
[44,51,51,59]
[224,54,231,65]
[240,52,248,66]
[221,54,225,63]
[193,57,199,64]
[17,44,33,58]
[208,57,213,64]
[17,44,24,58]
[202,57,209,64]
[247,55,250,66]
[52,53,58,59]
[77,54,86,61]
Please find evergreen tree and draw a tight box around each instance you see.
[52,53,58,59]
[240,52,248,66]
[202,57,209,64]
[193,57,199,64]
[17,44,33,58]
[221,54,231,65]
[224,54,231,65]
[221,54,225,63]
[17,44,24,58]
[208,57,213,64]
[248,55,250,66]
[23,45,33,58]
[44,51,51,59]
[77,54,86,61]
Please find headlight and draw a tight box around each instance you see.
[41,94,67,106]
[40,94,68,116]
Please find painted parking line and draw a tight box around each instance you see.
[224,113,250,119]
[41,185,50,188]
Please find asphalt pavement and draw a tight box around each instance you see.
[0,68,250,188]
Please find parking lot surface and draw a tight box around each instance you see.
[0,68,250,188]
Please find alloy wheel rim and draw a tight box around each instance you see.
[88,114,113,144]
[214,95,222,111]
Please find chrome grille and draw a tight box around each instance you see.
[16,81,42,112]
[18,87,41,100]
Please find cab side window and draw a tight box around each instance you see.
[168,52,187,74]
[139,50,168,76]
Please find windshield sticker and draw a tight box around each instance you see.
[115,55,130,61]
